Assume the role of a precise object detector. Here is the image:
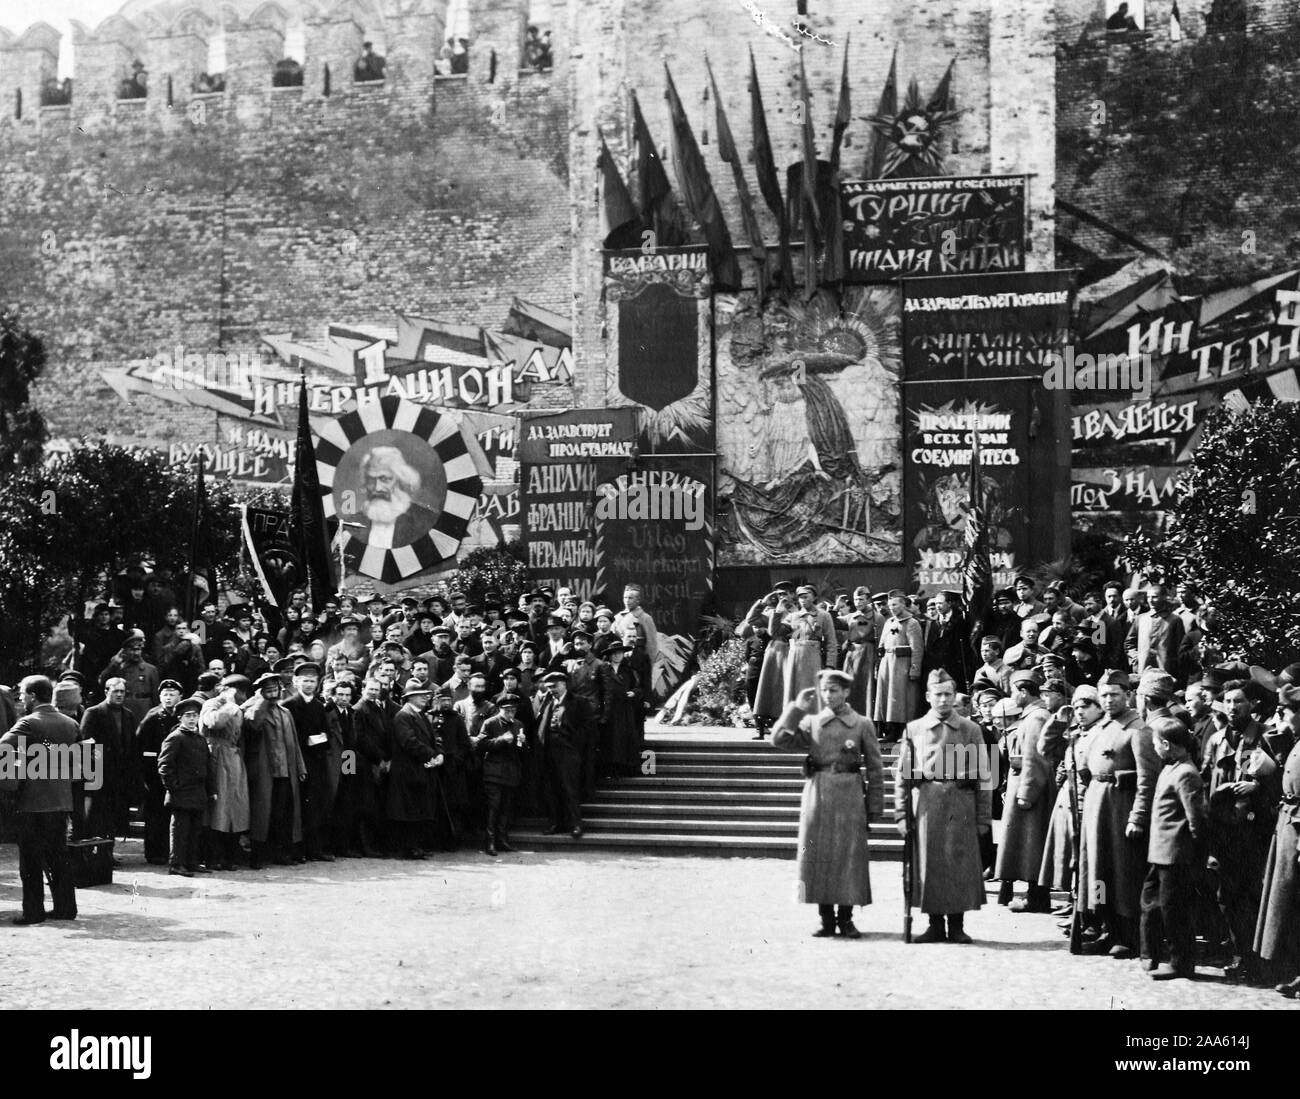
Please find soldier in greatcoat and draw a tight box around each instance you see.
[995,672,1069,912]
[1077,669,1160,959]
[772,669,885,938]
[874,590,924,742]
[895,669,992,943]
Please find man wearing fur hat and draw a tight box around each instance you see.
[773,669,885,939]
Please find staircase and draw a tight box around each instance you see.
[512,728,905,859]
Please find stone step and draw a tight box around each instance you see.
[577,816,903,838]
[583,801,801,821]
[594,787,804,805]
[508,830,905,860]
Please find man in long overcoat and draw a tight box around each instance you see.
[200,674,252,869]
[79,678,139,844]
[387,684,444,857]
[283,663,338,861]
[874,590,924,740]
[773,669,884,938]
[1078,669,1160,959]
[895,669,992,943]
[242,674,306,867]
[352,677,394,855]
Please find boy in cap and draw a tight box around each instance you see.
[772,668,885,938]
[473,693,528,855]
[158,697,217,877]
[1141,716,1209,979]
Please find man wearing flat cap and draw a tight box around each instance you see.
[1077,669,1159,959]
[200,675,252,870]
[386,685,444,858]
[895,669,992,943]
[242,672,306,867]
[535,671,595,838]
[135,680,185,863]
[995,670,1061,913]
[773,668,885,938]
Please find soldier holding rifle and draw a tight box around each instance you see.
[895,669,992,944]
[772,669,885,939]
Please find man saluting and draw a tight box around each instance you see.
[895,669,992,943]
[772,669,885,939]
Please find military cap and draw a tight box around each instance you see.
[992,698,1023,718]
[973,686,1002,702]
[175,695,205,715]
[270,657,296,674]
[871,592,889,602]
[1096,669,1131,689]
[505,612,530,627]
[402,684,435,699]
[1010,669,1042,690]
[926,668,956,688]
[818,669,854,689]
[497,693,522,708]
[220,674,253,692]
[500,666,522,678]
[58,670,87,687]
[158,678,182,692]
[1070,636,1097,656]
[1041,676,1070,698]
[979,635,1003,647]
[1138,669,1177,698]
[431,625,452,637]
[196,671,223,691]
[1014,574,1036,586]
[887,588,908,600]
[293,662,321,677]
[400,597,418,608]
[969,673,1002,695]
[795,584,817,598]
[224,603,252,620]
[546,614,568,629]
[253,672,282,691]
[541,670,568,684]
[994,587,1016,602]
[570,626,593,640]
[517,641,536,652]
[772,581,798,594]
[339,616,363,630]
[126,628,146,643]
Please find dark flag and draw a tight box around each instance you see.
[598,130,641,249]
[663,63,742,290]
[630,89,682,246]
[960,426,993,656]
[830,34,852,172]
[184,449,210,620]
[290,371,334,608]
[927,58,955,114]
[796,52,822,300]
[867,46,898,179]
[749,48,794,294]
[708,56,768,303]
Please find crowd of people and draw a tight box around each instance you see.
[1,576,662,924]
[753,574,1299,997]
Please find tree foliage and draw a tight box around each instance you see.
[0,443,243,677]
[0,313,49,474]
[452,540,529,607]
[1123,402,1300,668]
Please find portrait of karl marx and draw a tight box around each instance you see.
[354,444,439,549]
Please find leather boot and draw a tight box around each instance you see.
[947,913,973,944]
[914,915,947,943]
[1275,977,1300,998]
[813,904,836,938]
[997,881,1014,906]
[836,905,861,939]
[1010,884,1052,913]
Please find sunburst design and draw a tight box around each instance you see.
[866,78,961,178]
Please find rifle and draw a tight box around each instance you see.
[1066,726,1084,954]
[901,730,914,944]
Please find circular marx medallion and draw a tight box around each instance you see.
[313,395,482,584]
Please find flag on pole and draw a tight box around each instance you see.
[830,34,852,172]
[797,51,821,234]
[867,46,898,179]
[927,58,955,114]
[960,423,993,655]
[184,449,209,621]
[750,48,794,294]
[708,56,768,303]
[597,130,641,249]
[630,89,682,246]
[290,371,334,608]
[663,63,742,290]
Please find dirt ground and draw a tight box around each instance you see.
[1,839,1296,1010]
